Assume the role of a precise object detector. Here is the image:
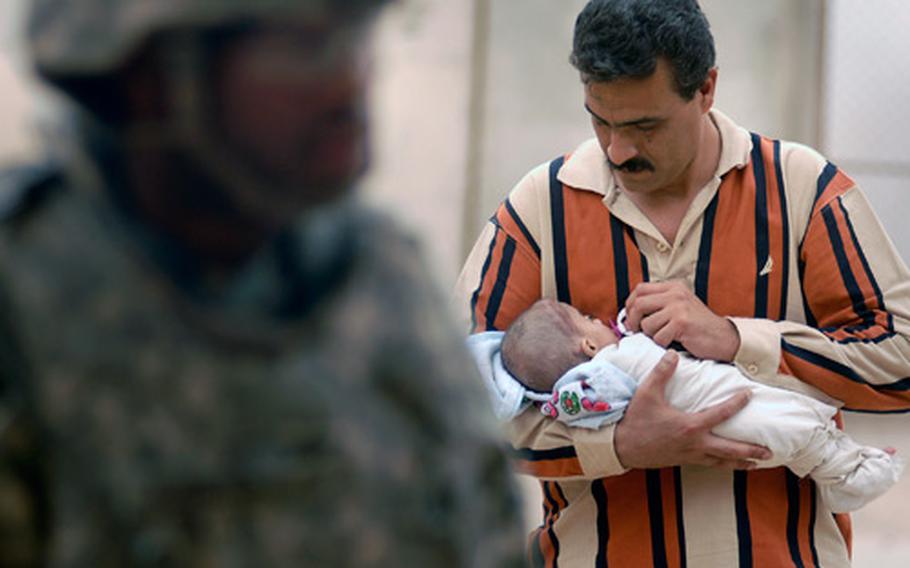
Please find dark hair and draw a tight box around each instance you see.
[570,0,715,100]
[501,299,588,393]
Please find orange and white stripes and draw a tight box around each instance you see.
[454,109,910,567]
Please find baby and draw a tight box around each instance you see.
[468,298,903,513]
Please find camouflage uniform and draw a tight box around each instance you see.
[0,1,524,566]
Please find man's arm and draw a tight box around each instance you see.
[624,161,910,412]
[773,179,910,411]
[457,191,768,478]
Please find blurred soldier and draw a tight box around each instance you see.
[0,1,523,566]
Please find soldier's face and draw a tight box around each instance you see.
[215,20,373,203]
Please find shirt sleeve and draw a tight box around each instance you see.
[732,163,910,412]
[455,177,629,480]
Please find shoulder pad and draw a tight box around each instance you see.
[0,161,63,223]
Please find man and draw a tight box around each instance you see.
[0,0,523,566]
[456,0,910,566]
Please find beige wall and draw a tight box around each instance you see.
[361,0,476,289]
[365,0,831,277]
[821,0,910,264]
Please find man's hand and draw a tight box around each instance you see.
[614,351,772,469]
[625,281,740,362]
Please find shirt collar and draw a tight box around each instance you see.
[557,108,753,198]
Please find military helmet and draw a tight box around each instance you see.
[28,0,393,225]
[29,0,391,83]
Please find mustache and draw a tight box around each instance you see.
[608,157,655,173]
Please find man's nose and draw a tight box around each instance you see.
[606,130,638,166]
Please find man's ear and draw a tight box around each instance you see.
[581,337,599,358]
[699,67,718,113]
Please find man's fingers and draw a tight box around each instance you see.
[640,309,670,339]
[625,282,673,330]
[693,454,756,470]
[695,390,751,429]
[638,351,679,394]
[650,320,680,348]
[627,291,669,318]
[713,459,760,470]
[629,281,674,298]
[704,433,772,462]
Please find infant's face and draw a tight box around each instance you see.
[563,304,619,350]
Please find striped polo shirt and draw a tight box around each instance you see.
[455,109,910,567]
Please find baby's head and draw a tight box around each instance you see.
[501,299,620,393]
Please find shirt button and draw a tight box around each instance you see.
[746,363,759,375]
[656,242,670,253]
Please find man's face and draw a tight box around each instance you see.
[214,19,373,206]
[583,59,715,197]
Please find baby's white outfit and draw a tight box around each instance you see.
[467,331,904,513]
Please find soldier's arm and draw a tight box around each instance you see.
[361,219,526,567]
[0,285,46,566]
[0,411,44,566]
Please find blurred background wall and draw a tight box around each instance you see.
[1,0,908,565]
[364,0,910,283]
